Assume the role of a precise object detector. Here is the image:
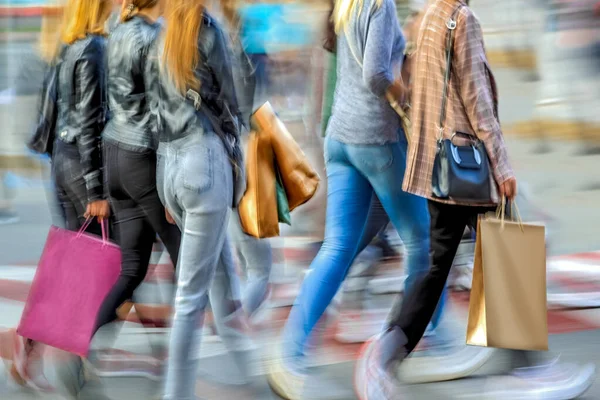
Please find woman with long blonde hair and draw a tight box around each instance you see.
[91,0,183,372]
[11,0,113,395]
[267,0,431,398]
[52,0,112,234]
[153,0,253,397]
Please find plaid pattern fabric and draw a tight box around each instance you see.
[403,0,514,206]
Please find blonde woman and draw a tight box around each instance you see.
[152,0,253,397]
[92,0,182,366]
[52,0,112,234]
[11,0,113,395]
[267,0,432,398]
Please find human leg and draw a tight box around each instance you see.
[281,136,373,360]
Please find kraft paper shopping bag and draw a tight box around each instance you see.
[466,201,548,351]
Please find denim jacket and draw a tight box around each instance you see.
[55,34,107,202]
[103,15,162,151]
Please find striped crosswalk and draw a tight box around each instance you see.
[1,243,600,372]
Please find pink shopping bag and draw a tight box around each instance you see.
[17,220,121,357]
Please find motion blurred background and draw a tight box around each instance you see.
[0,0,599,399]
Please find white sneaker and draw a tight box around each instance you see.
[484,361,596,400]
[398,345,494,384]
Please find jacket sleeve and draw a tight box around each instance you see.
[73,39,106,202]
[362,0,399,97]
[144,39,162,147]
[453,10,514,186]
[207,24,241,119]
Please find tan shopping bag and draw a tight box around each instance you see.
[238,129,280,238]
[251,102,320,211]
[466,200,548,351]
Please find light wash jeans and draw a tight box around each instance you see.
[229,211,273,317]
[157,133,252,400]
[283,133,435,361]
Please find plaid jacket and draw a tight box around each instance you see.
[403,0,514,205]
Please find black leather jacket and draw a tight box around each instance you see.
[147,13,241,144]
[55,35,107,202]
[103,16,162,151]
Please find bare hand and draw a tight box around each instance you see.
[499,177,517,201]
[85,200,110,221]
[165,208,175,225]
[387,78,409,107]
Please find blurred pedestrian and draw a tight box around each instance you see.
[238,0,284,105]
[11,0,113,394]
[266,0,434,397]
[355,1,596,398]
[84,0,182,392]
[213,0,275,327]
[154,0,255,397]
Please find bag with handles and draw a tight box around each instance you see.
[17,220,121,357]
[238,126,286,238]
[431,6,493,202]
[467,199,548,351]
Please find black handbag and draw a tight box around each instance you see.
[431,6,492,203]
[28,58,61,157]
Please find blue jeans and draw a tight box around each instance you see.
[229,210,273,317]
[283,134,442,359]
[157,133,252,400]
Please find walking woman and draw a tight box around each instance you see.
[92,0,181,352]
[218,0,274,322]
[52,0,111,235]
[155,1,253,397]
[267,0,431,397]
[11,0,112,392]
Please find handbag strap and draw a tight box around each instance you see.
[437,5,464,141]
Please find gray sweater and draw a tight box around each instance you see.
[327,0,405,144]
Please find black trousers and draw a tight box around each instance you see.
[94,141,181,334]
[389,200,542,367]
[52,149,105,237]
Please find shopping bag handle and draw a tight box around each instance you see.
[77,218,110,244]
[496,196,524,232]
[77,218,93,237]
[100,219,109,244]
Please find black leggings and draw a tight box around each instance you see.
[93,141,181,334]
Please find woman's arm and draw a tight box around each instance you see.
[362,0,398,97]
[206,23,241,120]
[74,38,106,204]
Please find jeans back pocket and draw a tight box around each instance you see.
[182,146,213,193]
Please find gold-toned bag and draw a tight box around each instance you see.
[466,200,548,351]
[251,102,320,211]
[237,129,280,238]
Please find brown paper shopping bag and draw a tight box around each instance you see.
[466,200,548,351]
[252,102,320,211]
[238,130,280,238]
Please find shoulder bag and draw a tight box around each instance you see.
[28,55,62,157]
[431,6,492,202]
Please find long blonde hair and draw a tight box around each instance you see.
[59,0,112,45]
[333,0,383,34]
[161,0,205,94]
[120,0,159,23]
